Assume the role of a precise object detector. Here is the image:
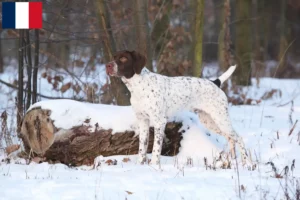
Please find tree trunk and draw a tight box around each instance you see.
[106,4,117,53]
[94,0,130,106]
[151,0,172,64]
[218,0,232,71]
[252,0,261,62]
[17,30,25,134]
[262,0,270,64]
[32,30,39,104]
[134,0,153,71]
[60,1,70,66]
[191,0,205,77]
[20,108,183,166]
[277,0,288,77]
[234,0,252,85]
[251,0,266,80]
[25,30,32,110]
[0,30,3,73]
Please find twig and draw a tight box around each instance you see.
[234,146,241,199]
[288,120,298,137]
[289,101,294,126]
[0,78,85,101]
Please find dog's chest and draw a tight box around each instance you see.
[130,79,163,112]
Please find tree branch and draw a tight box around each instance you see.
[0,79,85,101]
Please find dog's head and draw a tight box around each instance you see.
[105,50,146,79]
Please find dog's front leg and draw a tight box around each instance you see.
[150,121,167,165]
[137,118,150,164]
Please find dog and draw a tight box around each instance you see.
[106,50,250,166]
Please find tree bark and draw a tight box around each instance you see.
[0,30,3,73]
[134,0,153,71]
[25,30,32,110]
[20,108,183,166]
[252,0,261,62]
[218,0,232,71]
[234,0,252,85]
[262,0,270,65]
[95,0,130,106]
[277,0,288,77]
[103,1,116,53]
[191,0,205,77]
[17,30,25,134]
[151,0,172,64]
[32,30,39,104]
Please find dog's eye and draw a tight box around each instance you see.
[120,57,128,63]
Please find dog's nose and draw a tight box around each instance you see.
[106,63,113,69]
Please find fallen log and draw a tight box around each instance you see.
[20,101,183,166]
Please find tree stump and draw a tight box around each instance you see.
[20,107,183,166]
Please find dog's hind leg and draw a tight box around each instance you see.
[196,105,250,166]
[195,109,236,157]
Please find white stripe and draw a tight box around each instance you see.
[16,2,29,29]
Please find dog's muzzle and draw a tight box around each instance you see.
[105,62,117,76]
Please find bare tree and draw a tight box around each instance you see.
[151,0,172,63]
[103,2,116,53]
[32,30,39,104]
[191,0,205,77]
[95,0,130,105]
[17,30,24,133]
[0,30,3,73]
[252,0,261,62]
[25,30,32,110]
[277,0,288,77]
[234,0,252,85]
[218,0,232,71]
[262,0,271,63]
[134,0,153,71]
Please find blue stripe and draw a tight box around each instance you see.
[2,2,16,29]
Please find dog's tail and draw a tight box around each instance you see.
[212,65,236,87]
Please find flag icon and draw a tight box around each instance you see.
[2,2,43,29]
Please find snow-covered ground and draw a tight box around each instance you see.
[1,65,300,200]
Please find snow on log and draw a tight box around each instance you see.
[20,100,183,166]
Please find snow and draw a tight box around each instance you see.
[28,100,137,133]
[1,64,300,199]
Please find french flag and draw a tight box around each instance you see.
[2,2,43,29]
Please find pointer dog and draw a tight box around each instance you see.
[106,50,250,166]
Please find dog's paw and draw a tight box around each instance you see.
[213,151,232,169]
[149,155,161,166]
[138,155,148,165]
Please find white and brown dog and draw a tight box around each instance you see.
[106,50,250,166]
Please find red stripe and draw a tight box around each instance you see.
[29,2,42,29]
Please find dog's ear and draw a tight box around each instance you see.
[130,51,146,74]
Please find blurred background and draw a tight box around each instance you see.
[0,0,300,108]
